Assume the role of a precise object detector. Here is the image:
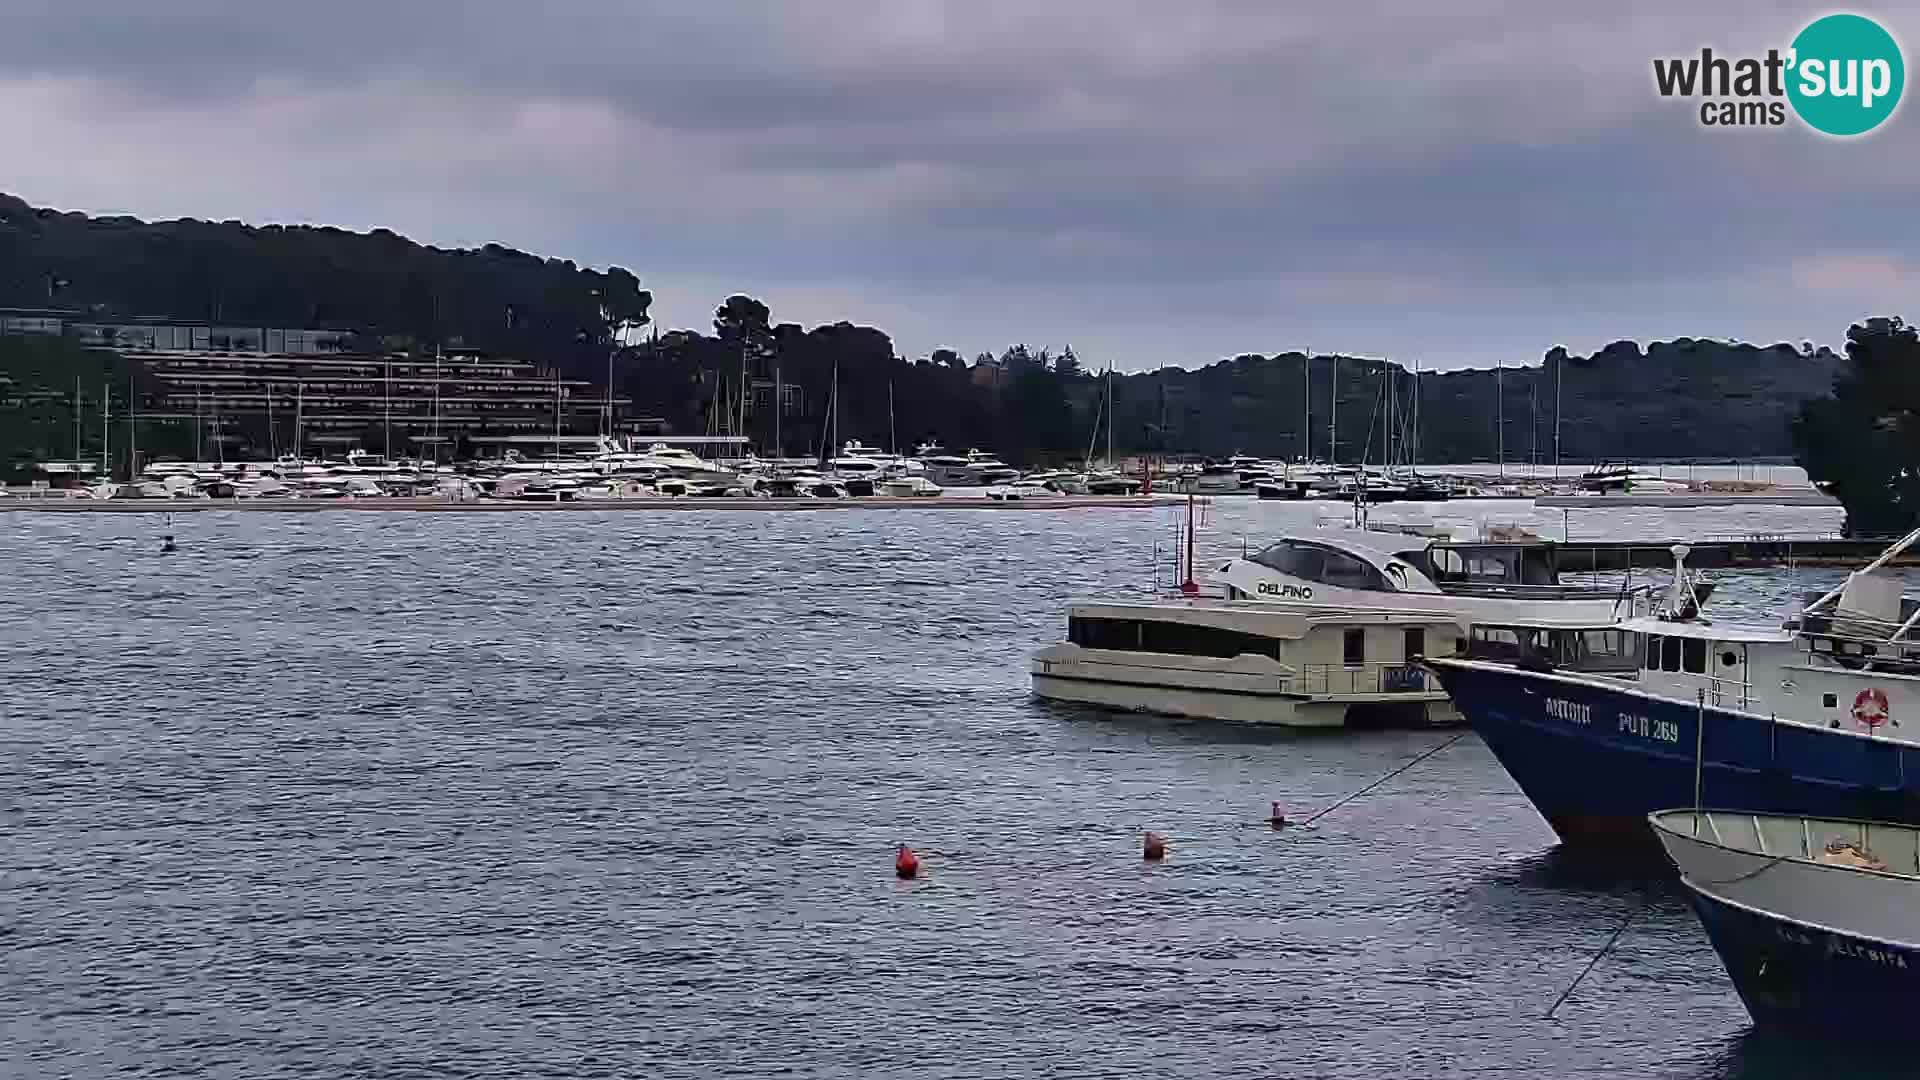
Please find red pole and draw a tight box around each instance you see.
[1181,490,1199,594]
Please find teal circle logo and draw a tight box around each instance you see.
[1788,13,1905,136]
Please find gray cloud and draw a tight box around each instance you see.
[1,0,1913,369]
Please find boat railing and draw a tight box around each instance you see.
[1438,581,1646,600]
[1650,666,1756,711]
[1295,662,1438,697]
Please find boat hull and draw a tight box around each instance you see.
[1254,483,1309,501]
[1427,659,1920,850]
[1031,671,1334,727]
[1652,812,1920,942]
[1686,882,1920,1034]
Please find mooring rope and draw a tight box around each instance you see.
[1295,731,1468,828]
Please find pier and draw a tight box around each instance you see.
[1553,537,1920,571]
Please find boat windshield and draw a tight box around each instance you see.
[1424,544,1557,587]
[1249,540,1392,591]
[1465,625,1640,673]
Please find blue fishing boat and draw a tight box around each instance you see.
[1650,809,1920,1034]
[1425,529,1920,849]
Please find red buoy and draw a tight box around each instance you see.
[1269,802,1289,829]
[895,844,920,879]
[1143,831,1168,861]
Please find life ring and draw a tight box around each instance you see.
[1852,688,1890,729]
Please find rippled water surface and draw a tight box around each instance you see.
[5,499,1905,1079]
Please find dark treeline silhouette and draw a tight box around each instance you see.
[0,194,1852,464]
[629,313,1842,465]
[0,192,651,372]
[1793,317,1920,535]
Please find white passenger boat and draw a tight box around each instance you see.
[1032,599,1465,727]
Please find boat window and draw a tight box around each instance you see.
[1428,548,1467,579]
[1343,628,1365,666]
[1683,638,1706,674]
[1644,634,1661,670]
[1561,630,1639,672]
[1249,541,1323,580]
[1063,616,1278,659]
[1661,636,1682,672]
[1249,542,1388,591]
[1518,548,1557,586]
[1393,550,1433,578]
[1468,555,1511,581]
[1068,617,1141,651]
[1465,626,1525,664]
[1136,620,1281,660]
[1404,628,1425,659]
[1322,551,1384,590]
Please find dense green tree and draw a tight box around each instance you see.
[1793,317,1920,535]
[0,193,648,379]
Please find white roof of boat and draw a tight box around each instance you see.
[1617,617,1793,643]
[1068,597,1471,630]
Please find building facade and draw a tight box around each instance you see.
[126,348,644,456]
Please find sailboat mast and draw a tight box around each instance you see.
[73,376,81,462]
[1384,361,1392,471]
[1496,356,1505,479]
[1303,349,1311,462]
[295,381,303,460]
[774,364,783,458]
[1413,360,1421,472]
[101,380,110,478]
[433,349,442,464]
[1553,350,1563,479]
[1530,379,1539,467]
[1105,367,1113,466]
[888,379,897,457]
[1328,356,1337,465]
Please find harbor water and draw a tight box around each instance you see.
[4,497,1907,1079]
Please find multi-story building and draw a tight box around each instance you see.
[0,307,350,354]
[126,348,646,456]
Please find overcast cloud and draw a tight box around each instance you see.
[2,0,1916,369]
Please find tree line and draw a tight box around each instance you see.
[0,192,1868,472]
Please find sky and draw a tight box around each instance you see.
[2,1,1917,371]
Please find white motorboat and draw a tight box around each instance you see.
[1213,525,1703,625]
[987,480,1056,500]
[881,476,943,497]
[915,444,1018,486]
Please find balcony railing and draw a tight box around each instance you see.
[1294,662,1437,697]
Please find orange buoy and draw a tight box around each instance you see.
[1143,831,1168,861]
[1268,802,1289,829]
[895,844,920,879]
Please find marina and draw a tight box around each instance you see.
[2,6,1904,1071]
